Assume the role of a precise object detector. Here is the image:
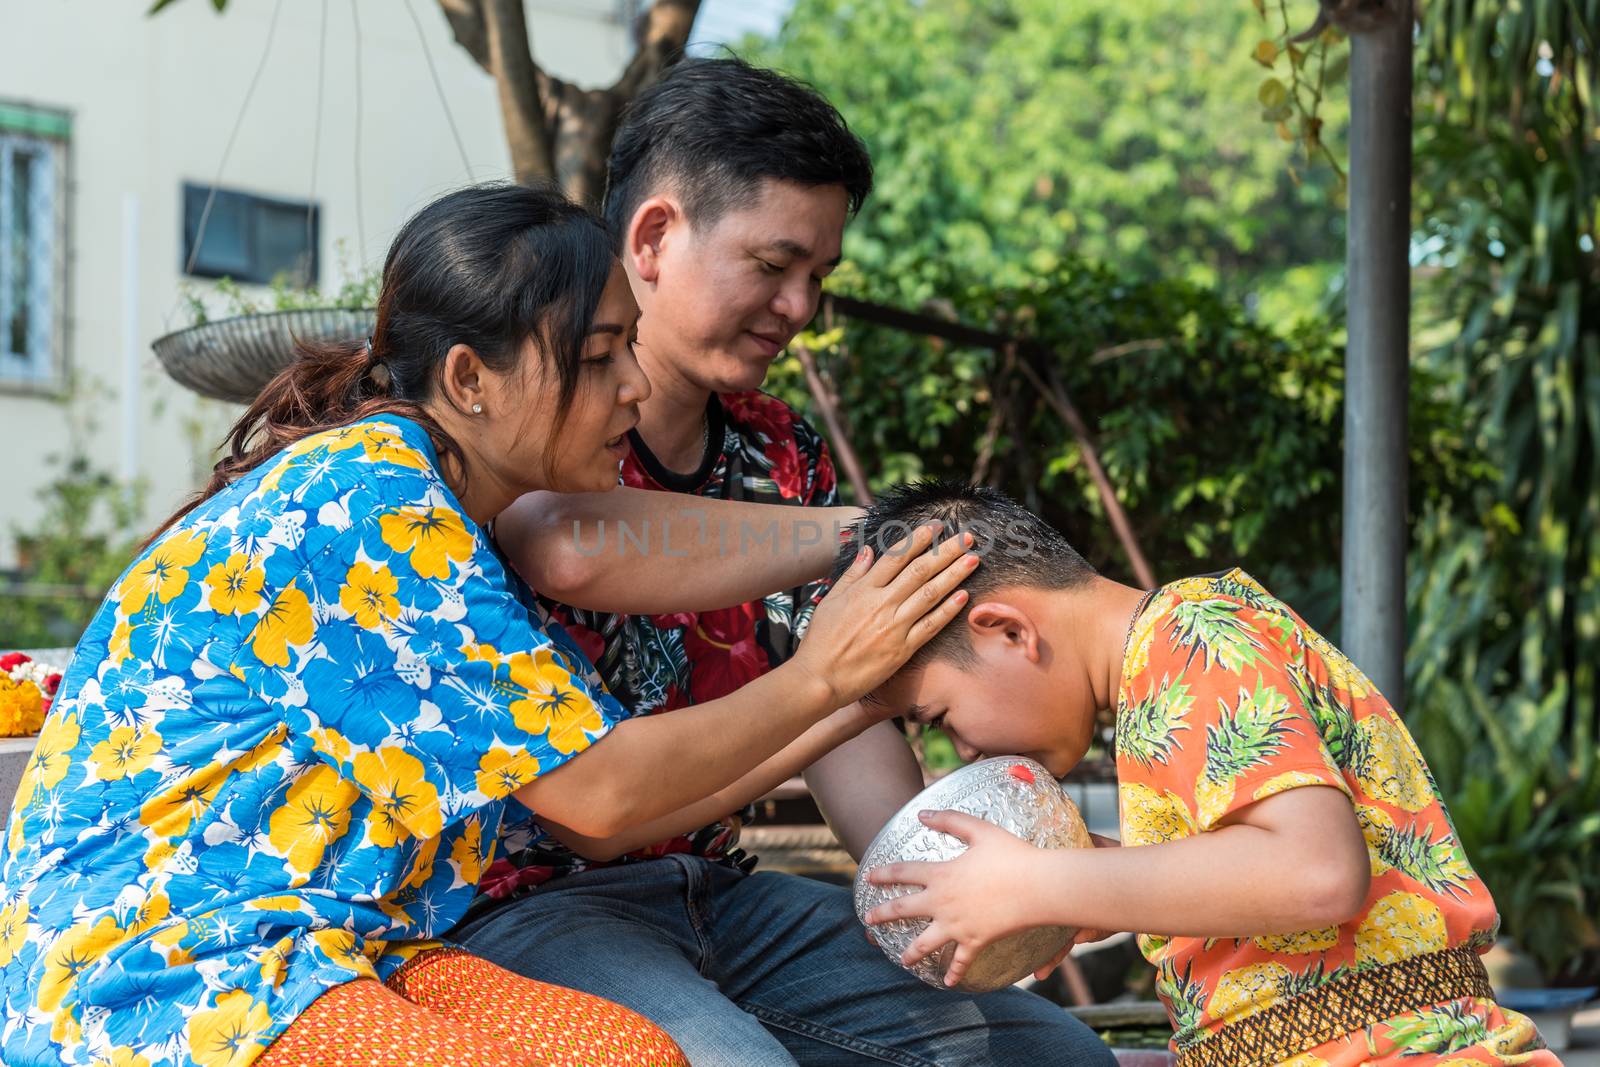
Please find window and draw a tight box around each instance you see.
[182,183,319,287]
[0,103,69,388]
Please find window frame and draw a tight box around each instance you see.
[0,102,71,394]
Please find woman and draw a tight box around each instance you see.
[0,183,974,1067]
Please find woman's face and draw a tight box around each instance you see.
[476,263,651,499]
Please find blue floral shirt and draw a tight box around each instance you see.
[0,416,624,1067]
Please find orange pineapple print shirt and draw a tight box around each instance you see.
[1115,569,1554,1065]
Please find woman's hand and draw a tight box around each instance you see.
[862,809,1051,988]
[789,524,979,710]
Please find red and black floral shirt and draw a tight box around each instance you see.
[475,390,840,904]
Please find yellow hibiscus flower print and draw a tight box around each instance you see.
[187,989,274,1067]
[89,726,162,782]
[247,896,310,913]
[503,650,604,754]
[92,1047,152,1067]
[402,834,441,890]
[149,920,194,967]
[117,530,206,616]
[475,746,539,798]
[355,425,431,469]
[256,935,293,989]
[378,507,475,580]
[143,839,176,870]
[0,895,28,967]
[308,725,354,766]
[119,888,171,936]
[255,425,371,491]
[139,764,227,838]
[205,553,265,615]
[21,711,80,800]
[450,817,486,884]
[463,642,505,665]
[298,424,373,456]
[38,913,129,1013]
[267,765,360,879]
[352,746,442,846]
[108,617,134,666]
[310,928,377,977]
[340,561,400,630]
[251,580,314,668]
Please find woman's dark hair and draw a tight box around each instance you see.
[153,181,615,540]
[603,56,873,236]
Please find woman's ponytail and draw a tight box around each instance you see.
[145,331,450,545]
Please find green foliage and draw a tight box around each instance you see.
[1404,0,1600,981]
[759,0,1596,978]
[750,0,1346,302]
[1250,1,1351,185]
[0,452,143,650]
[180,244,380,326]
[773,259,1471,635]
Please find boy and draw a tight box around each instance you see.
[853,481,1556,1066]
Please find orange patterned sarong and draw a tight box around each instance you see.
[258,948,687,1067]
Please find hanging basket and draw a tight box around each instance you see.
[151,307,378,405]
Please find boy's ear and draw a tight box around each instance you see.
[627,195,680,285]
[966,601,1042,664]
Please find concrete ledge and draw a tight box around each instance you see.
[0,737,34,821]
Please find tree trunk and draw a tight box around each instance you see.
[438,0,703,205]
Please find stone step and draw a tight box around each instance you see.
[0,737,32,820]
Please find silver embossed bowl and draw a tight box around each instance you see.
[853,755,1091,992]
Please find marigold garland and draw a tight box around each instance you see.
[0,653,64,737]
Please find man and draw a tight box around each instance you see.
[452,57,1115,1066]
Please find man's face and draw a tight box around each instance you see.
[635,178,848,393]
[869,649,1096,780]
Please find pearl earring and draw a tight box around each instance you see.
[471,403,483,414]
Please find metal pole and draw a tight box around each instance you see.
[1342,0,1413,712]
[121,192,141,488]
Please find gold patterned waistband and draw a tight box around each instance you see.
[1174,946,1496,1067]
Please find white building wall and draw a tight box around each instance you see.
[0,0,633,568]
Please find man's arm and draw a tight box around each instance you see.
[803,718,926,860]
[496,488,861,614]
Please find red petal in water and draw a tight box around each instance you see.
[1008,764,1036,785]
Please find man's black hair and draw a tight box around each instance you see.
[603,57,873,237]
[832,480,1098,670]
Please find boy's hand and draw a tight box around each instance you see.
[862,809,1050,988]
[1027,925,1121,981]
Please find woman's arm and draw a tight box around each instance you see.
[534,701,881,861]
[514,526,979,839]
[496,488,862,614]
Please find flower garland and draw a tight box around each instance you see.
[0,652,64,737]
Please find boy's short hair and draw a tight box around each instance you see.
[832,481,1098,670]
[602,57,873,237]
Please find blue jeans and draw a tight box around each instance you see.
[449,855,1116,1066]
